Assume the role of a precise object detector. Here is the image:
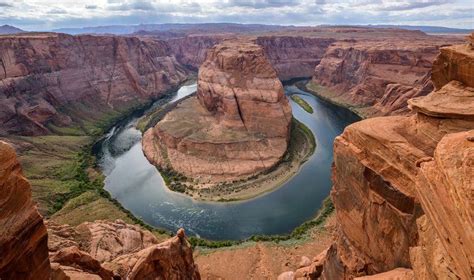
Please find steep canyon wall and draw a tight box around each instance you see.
[290,36,474,280]
[0,33,189,136]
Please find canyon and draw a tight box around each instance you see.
[142,40,292,193]
[278,35,474,279]
[0,25,471,280]
[0,28,460,138]
[0,33,189,136]
[0,139,201,279]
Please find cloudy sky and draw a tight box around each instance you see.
[0,0,472,31]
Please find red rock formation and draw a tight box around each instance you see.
[49,223,200,280]
[256,36,335,80]
[48,219,160,263]
[0,141,51,279]
[105,229,200,279]
[143,40,292,183]
[311,36,461,117]
[166,35,228,69]
[0,33,188,136]
[166,34,335,80]
[289,36,474,280]
[0,142,200,279]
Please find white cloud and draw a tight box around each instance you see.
[0,0,471,30]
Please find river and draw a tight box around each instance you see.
[96,81,360,240]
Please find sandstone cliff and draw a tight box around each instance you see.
[0,33,188,136]
[0,141,201,279]
[166,34,335,80]
[0,141,51,279]
[143,40,292,184]
[282,35,474,279]
[310,36,460,117]
[256,36,335,80]
[166,35,228,70]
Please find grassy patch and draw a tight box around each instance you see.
[291,95,314,113]
[303,81,367,119]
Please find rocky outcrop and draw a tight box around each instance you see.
[0,33,188,136]
[143,40,292,184]
[256,36,335,80]
[432,36,474,89]
[104,229,200,279]
[0,141,200,279]
[48,222,200,280]
[47,219,160,263]
[410,129,473,280]
[311,36,461,117]
[288,36,474,279]
[0,141,51,279]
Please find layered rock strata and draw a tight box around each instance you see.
[48,222,200,279]
[0,140,200,279]
[310,37,460,117]
[143,40,292,184]
[0,33,188,136]
[284,36,474,279]
[256,36,335,80]
[0,141,51,279]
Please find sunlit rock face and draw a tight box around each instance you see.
[0,141,51,280]
[143,40,292,184]
[293,35,474,279]
[311,33,461,117]
[49,222,201,280]
[0,33,188,136]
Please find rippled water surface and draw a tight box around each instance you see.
[97,82,360,240]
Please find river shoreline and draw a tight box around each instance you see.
[298,80,368,119]
[98,80,360,241]
[173,118,316,202]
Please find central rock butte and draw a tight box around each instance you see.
[143,40,292,184]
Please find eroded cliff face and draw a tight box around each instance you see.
[310,37,459,117]
[143,40,292,184]
[0,141,201,279]
[0,33,188,136]
[48,221,200,280]
[0,141,51,279]
[286,36,474,279]
[166,35,228,70]
[163,33,336,81]
[256,36,335,80]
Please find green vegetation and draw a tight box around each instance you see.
[303,81,367,119]
[5,78,332,249]
[189,197,335,248]
[291,94,314,113]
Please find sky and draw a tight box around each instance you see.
[0,0,472,31]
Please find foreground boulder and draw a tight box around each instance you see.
[0,141,51,279]
[49,224,200,280]
[143,40,292,184]
[283,34,474,279]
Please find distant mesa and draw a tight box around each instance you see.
[142,40,292,188]
[0,25,24,35]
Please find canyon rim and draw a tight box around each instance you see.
[0,3,473,280]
